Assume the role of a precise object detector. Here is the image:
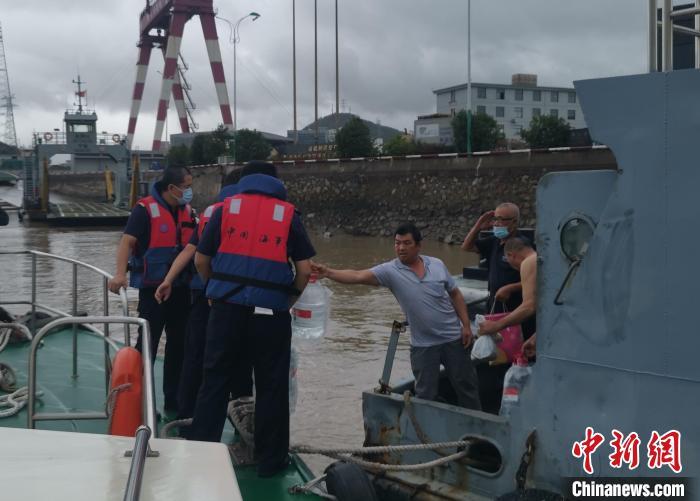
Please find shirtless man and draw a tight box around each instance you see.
[478,236,537,357]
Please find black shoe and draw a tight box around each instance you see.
[257,456,290,478]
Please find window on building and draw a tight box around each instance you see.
[568,92,576,104]
[450,90,456,103]
[497,89,505,100]
[550,109,559,118]
[514,107,523,118]
[496,106,505,117]
[533,90,541,102]
[515,89,523,101]
[532,107,541,117]
[476,105,486,114]
[567,109,576,120]
[514,125,523,135]
[477,87,486,98]
[551,91,559,103]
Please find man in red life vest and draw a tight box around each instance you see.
[154,163,279,432]
[190,163,315,478]
[108,166,196,414]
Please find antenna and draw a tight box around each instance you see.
[73,75,86,113]
[0,22,18,147]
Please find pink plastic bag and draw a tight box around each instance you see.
[484,311,523,364]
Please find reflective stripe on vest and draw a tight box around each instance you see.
[206,194,295,310]
[128,195,195,288]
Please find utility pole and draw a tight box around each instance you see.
[293,0,298,143]
[314,0,319,143]
[0,22,18,147]
[466,0,472,154]
[335,0,339,133]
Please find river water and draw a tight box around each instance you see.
[0,183,478,473]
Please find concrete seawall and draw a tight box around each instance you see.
[49,148,617,241]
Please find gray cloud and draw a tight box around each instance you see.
[1,0,649,147]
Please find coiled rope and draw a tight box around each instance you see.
[0,323,34,417]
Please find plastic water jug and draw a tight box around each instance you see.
[291,274,330,339]
[289,345,298,414]
[499,354,532,418]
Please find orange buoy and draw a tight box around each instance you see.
[108,347,143,437]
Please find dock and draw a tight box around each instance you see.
[45,202,130,226]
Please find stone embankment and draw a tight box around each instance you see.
[279,148,616,242]
[48,148,617,242]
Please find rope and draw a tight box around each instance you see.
[105,383,131,430]
[227,397,255,447]
[159,418,193,439]
[288,474,336,500]
[327,449,470,472]
[0,387,43,419]
[291,440,472,456]
[0,322,35,418]
[292,439,475,473]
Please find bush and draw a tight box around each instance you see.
[521,115,572,148]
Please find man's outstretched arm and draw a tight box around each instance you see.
[311,261,379,286]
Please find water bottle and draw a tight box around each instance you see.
[291,274,330,340]
[499,354,532,418]
[289,345,298,414]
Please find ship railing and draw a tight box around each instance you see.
[26,316,158,434]
[27,316,159,501]
[0,250,131,390]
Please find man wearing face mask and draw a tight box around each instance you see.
[461,202,535,413]
[108,166,197,415]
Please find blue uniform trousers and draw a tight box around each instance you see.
[135,286,190,412]
[190,301,291,476]
[177,290,253,425]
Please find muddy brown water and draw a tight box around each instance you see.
[0,184,479,474]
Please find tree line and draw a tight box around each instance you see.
[166,113,574,167]
[166,125,272,167]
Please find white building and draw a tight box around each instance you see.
[416,74,587,145]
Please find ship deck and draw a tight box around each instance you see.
[0,327,320,500]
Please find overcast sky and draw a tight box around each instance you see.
[1,0,650,149]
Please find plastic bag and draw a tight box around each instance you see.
[483,311,523,364]
[471,334,497,364]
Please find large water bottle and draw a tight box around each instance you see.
[499,354,532,418]
[289,345,298,414]
[291,274,330,340]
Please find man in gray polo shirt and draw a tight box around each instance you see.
[312,223,481,410]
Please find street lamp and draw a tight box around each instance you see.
[219,11,260,164]
[228,12,260,132]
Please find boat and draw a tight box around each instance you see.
[0,250,326,500]
[22,76,132,226]
[292,15,697,501]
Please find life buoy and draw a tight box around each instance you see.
[108,347,143,437]
[43,132,53,141]
[112,134,121,143]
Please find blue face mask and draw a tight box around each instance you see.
[173,186,193,206]
[493,226,510,239]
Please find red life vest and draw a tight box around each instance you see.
[128,194,196,288]
[190,201,224,290]
[207,193,297,310]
